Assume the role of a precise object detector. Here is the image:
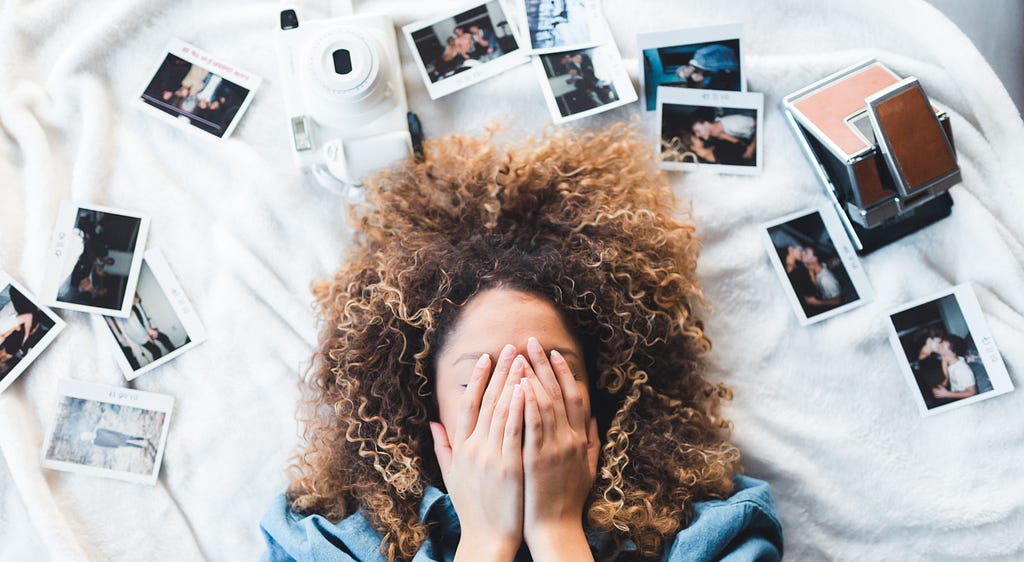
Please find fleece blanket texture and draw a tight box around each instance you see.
[1,0,1022,560]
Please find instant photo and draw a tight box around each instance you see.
[404,0,529,99]
[41,379,174,485]
[657,87,763,174]
[0,274,65,395]
[762,207,873,325]
[138,39,261,139]
[99,249,207,381]
[887,284,1013,416]
[43,201,150,318]
[638,23,744,111]
[520,0,604,53]
[534,43,637,123]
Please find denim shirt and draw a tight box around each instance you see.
[260,475,783,562]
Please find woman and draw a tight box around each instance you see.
[799,246,843,304]
[261,125,782,561]
[932,335,978,400]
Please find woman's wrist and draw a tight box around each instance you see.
[524,520,593,562]
[454,535,519,562]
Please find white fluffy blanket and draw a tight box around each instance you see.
[1,0,1022,560]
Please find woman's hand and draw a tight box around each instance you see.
[430,344,527,562]
[519,337,599,561]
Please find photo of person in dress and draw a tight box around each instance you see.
[524,0,593,51]
[892,295,994,410]
[767,212,859,319]
[539,47,619,117]
[102,261,190,373]
[0,284,59,382]
[56,209,142,311]
[140,53,250,138]
[642,38,741,110]
[662,106,757,167]
[410,1,518,83]
[44,395,166,475]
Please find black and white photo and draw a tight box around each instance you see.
[658,87,763,174]
[521,0,603,53]
[41,379,174,485]
[534,43,636,123]
[99,249,207,381]
[0,274,65,395]
[404,0,528,99]
[763,207,873,325]
[888,284,1013,416]
[43,201,150,318]
[638,23,744,111]
[138,39,261,139]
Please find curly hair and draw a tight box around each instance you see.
[288,123,741,561]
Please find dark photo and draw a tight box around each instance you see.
[891,294,993,410]
[642,38,741,110]
[0,282,62,389]
[140,53,251,138]
[767,211,859,319]
[409,1,519,84]
[539,47,619,117]
[57,209,143,311]
[662,105,757,167]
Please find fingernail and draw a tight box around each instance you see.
[500,344,516,358]
[513,384,522,397]
[520,377,528,385]
[476,353,490,367]
[511,355,524,371]
[527,337,541,351]
[550,349,563,362]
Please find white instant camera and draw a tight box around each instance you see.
[276,2,421,196]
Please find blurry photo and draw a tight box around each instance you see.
[639,24,744,111]
[0,274,65,394]
[522,0,603,53]
[534,43,637,123]
[888,284,1013,416]
[138,39,261,139]
[763,208,873,325]
[658,87,763,174]
[44,201,150,317]
[100,249,207,381]
[42,379,174,485]
[404,0,528,99]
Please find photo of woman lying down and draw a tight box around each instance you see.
[260,125,783,562]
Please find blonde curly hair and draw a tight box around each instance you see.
[288,123,741,561]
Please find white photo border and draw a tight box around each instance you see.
[41,379,174,485]
[656,86,764,175]
[98,249,208,382]
[43,201,151,318]
[637,23,745,112]
[0,273,66,395]
[761,206,874,326]
[885,283,1014,417]
[533,41,638,124]
[136,38,262,140]
[403,0,530,100]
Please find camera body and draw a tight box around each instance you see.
[277,4,417,194]
[783,60,959,254]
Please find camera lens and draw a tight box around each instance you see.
[280,9,298,30]
[332,49,353,75]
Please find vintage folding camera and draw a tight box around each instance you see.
[782,60,960,254]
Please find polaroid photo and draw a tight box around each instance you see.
[0,273,66,395]
[42,201,150,318]
[137,38,261,139]
[638,23,745,111]
[404,0,529,99]
[762,207,874,326]
[98,249,207,381]
[887,284,1014,417]
[519,0,605,54]
[41,379,174,485]
[534,42,637,123]
[657,87,763,174]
